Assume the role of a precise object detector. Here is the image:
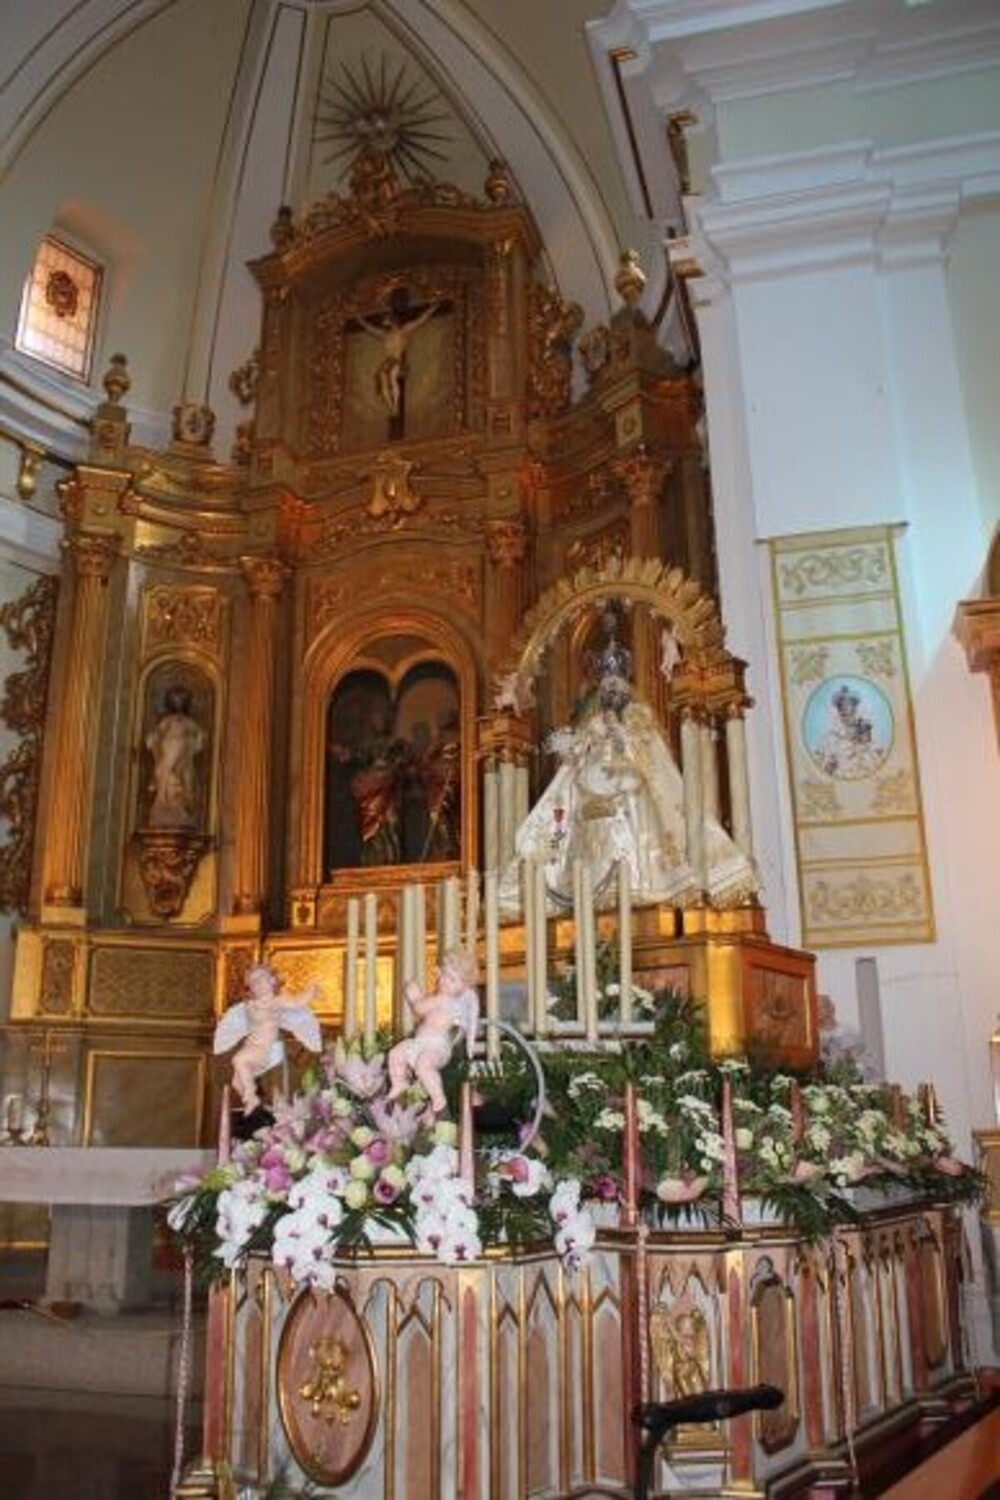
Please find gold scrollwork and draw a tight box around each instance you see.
[650,1303,710,1397]
[89,946,214,1018]
[856,639,896,678]
[131,828,213,920]
[528,283,583,420]
[144,585,225,658]
[299,1337,362,1424]
[807,872,926,923]
[0,574,59,913]
[778,544,889,601]
[40,938,76,1016]
[870,769,914,814]
[798,777,841,820]
[788,645,829,685]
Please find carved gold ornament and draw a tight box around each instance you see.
[367,452,420,522]
[650,1303,710,1397]
[299,1336,362,1424]
[528,284,583,419]
[0,574,59,913]
[131,828,213,920]
[313,55,450,188]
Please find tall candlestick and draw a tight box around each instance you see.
[465,868,480,955]
[622,1080,640,1228]
[721,1077,741,1226]
[617,859,632,1028]
[572,858,586,1033]
[399,885,415,1033]
[442,876,460,952]
[524,858,538,1032]
[344,897,359,1039]
[533,859,549,1037]
[363,891,378,1048]
[580,861,598,1043]
[484,871,501,1061]
[483,763,499,873]
[413,881,427,995]
[218,1085,232,1165]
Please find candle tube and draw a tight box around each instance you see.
[484,870,500,1062]
[442,875,460,953]
[721,1077,741,1226]
[499,759,516,868]
[580,861,598,1043]
[459,1080,476,1190]
[524,858,538,1033]
[344,897,360,1040]
[621,1080,640,1229]
[400,885,415,1034]
[483,763,499,873]
[363,891,378,1048]
[533,859,549,1037]
[790,1079,805,1143]
[218,1085,232,1165]
[5,1093,22,1136]
[572,857,586,1034]
[413,880,427,996]
[465,868,480,955]
[618,859,633,1029]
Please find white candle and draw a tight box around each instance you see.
[580,862,598,1043]
[344,898,359,1040]
[465,868,480,954]
[618,859,633,1028]
[483,764,499,873]
[524,858,537,1031]
[363,891,378,1048]
[499,759,516,867]
[442,875,460,951]
[399,885,414,1033]
[485,870,500,1062]
[573,858,586,1035]
[413,881,427,996]
[534,859,549,1037]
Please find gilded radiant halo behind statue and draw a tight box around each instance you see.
[501,612,759,912]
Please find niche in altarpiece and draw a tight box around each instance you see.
[135,661,215,836]
[324,660,460,874]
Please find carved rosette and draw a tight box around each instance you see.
[132,828,213,919]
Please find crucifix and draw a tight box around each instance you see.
[356,285,445,440]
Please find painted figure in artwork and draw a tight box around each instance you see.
[386,948,479,1114]
[213,964,322,1112]
[146,686,206,829]
[358,287,442,418]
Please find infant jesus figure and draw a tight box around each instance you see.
[387,948,480,1115]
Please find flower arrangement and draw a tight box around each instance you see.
[168,1037,595,1287]
[168,983,981,1285]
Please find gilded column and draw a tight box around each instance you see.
[725,708,754,858]
[41,533,118,911]
[679,709,707,894]
[613,448,669,702]
[232,556,288,917]
[485,517,527,667]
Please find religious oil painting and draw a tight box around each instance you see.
[324,663,461,873]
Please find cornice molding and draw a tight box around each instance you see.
[688,131,1000,279]
[596,0,1000,106]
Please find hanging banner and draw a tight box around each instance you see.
[769,524,934,948]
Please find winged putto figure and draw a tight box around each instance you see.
[386,948,480,1115]
[214,964,322,1112]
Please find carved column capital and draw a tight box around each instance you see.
[62,533,118,582]
[240,555,289,600]
[612,446,670,508]
[486,517,527,568]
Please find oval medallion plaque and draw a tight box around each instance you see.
[276,1281,379,1487]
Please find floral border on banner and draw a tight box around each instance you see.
[768,524,934,948]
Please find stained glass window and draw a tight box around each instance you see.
[15,235,102,382]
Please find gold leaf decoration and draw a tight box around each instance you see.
[0,574,59,913]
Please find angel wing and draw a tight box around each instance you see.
[455,988,480,1057]
[279,1003,322,1054]
[213,1002,248,1055]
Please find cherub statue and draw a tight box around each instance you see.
[491,668,535,716]
[386,948,480,1115]
[214,964,322,1112]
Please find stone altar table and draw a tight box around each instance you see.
[0,1147,213,1313]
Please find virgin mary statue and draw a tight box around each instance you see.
[500,622,758,913]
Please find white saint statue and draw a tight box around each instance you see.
[500,616,758,912]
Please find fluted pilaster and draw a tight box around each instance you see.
[232,557,288,916]
[42,534,118,909]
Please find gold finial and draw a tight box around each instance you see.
[270,204,295,252]
[102,352,130,407]
[485,160,513,204]
[614,249,646,308]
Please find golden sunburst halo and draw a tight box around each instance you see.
[314,53,452,183]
